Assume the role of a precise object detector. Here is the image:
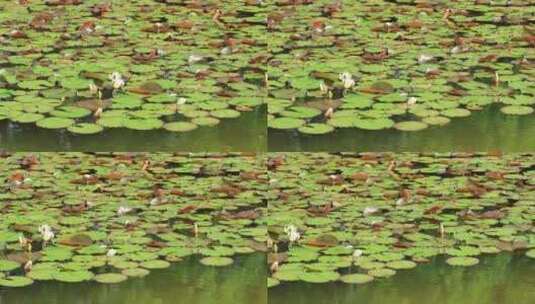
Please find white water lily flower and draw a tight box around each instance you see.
[352,249,363,259]
[106,249,117,257]
[450,46,462,54]
[39,224,54,243]
[177,97,187,105]
[418,54,434,64]
[338,72,355,89]
[363,206,378,216]
[284,224,301,243]
[109,72,125,90]
[220,46,232,55]
[188,54,203,64]
[407,97,417,107]
[149,197,160,206]
[117,206,132,216]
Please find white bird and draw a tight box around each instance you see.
[106,249,117,257]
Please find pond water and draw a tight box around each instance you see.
[0,106,266,152]
[269,254,535,304]
[0,254,266,304]
[269,105,535,152]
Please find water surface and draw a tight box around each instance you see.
[0,106,266,152]
[269,106,535,152]
[269,254,535,304]
[0,254,266,304]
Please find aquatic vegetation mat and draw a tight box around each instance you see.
[0,153,266,287]
[0,0,266,134]
[267,0,535,134]
[267,152,535,287]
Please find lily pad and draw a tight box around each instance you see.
[163,122,198,132]
[199,257,234,267]
[394,121,428,131]
[36,117,75,129]
[340,273,374,284]
[446,257,479,267]
[67,123,104,135]
[0,276,34,287]
[94,273,128,284]
[500,106,534,115]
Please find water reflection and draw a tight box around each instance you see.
[269,254,535,304]
[269,105,535,152]
[0,106,266,152]
[0,254,266,304]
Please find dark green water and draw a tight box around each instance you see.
[269,254,535,304]
[0,254,266,304]
[0,106,266,152]
[268,105,535,152]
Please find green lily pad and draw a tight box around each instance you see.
[268,117,305,129]
[268,277,280,288]
[0,260,20,272]
[394,121,428,131]
[500,105,534,115]
[0,276,33,287]
[340,273,374,284]
[386,260,417,270]
[446,257,479,267]
[441,108,471,118]
[191,117,220,126]
[298,123,334,135]
[199,257,234,267]
[163,122,198,132]
[140,260,171,269]
[53,270,95,283]
[368,268,396,278]
[122,268,150,277]
[123,118,163,130]
[36,117,75,129]
[68,123,104,134]
[210,109,241,119]
[298,271,340,283]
